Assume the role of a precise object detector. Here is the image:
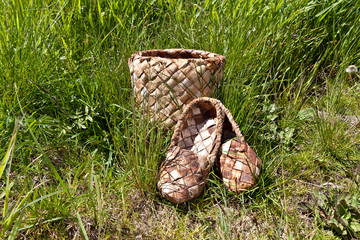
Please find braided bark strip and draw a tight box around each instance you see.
[158,97,224,203]
[217,102,261,193]
[128,49,226,128]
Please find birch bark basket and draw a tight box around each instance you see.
[128,49,226,128]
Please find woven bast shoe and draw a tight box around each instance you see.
[157,97,224,203]
[217,103,261,193]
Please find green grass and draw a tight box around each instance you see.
[1,0,360,238]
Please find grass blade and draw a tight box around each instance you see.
[0,120,18,180]
[8,211,25,240]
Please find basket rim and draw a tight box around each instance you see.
[128,48,225,66]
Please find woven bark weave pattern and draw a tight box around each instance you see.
[218,104,261,193]
[128,49,226,128]
[158,97,224,203]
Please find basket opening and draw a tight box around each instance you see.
[139,50,212,60]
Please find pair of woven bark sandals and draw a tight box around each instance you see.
[157,97,261,203]
[128,49,261,204]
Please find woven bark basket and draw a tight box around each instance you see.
[128,49,226,128]
[157,97,224,203]
[217,103,261,193]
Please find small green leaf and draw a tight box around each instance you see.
[329,218,346,235]
[350,221,360,232]
[298,108,315,121]
[298,201,314,211]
